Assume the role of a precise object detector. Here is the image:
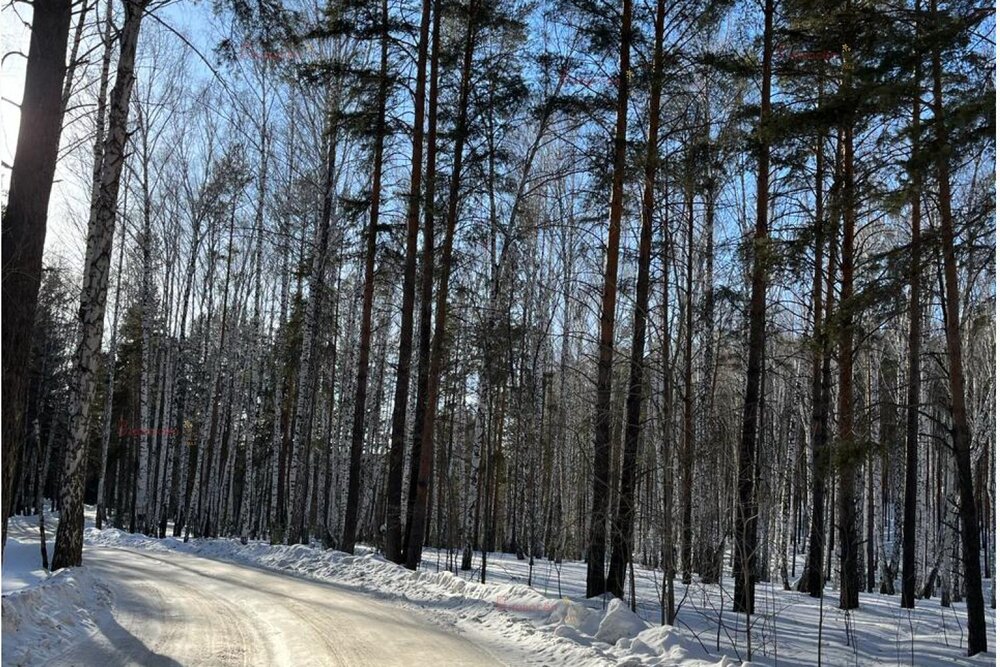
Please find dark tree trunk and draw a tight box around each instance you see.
[661,197,676,623]
[901,31,922,610]
[384,0,431,565]
[821,131,843,589]
[1,0,73,556]
[342,0,390,554]
[733,0,772,616]
[930,0,986,651]
[804,118,827,598]
[607,0,664,599]
[866,439,876,593]
[586,0,631,599]
[837,116,859,611]
[403,0,442,559]
[404,0,478,571]
[680,171,694,586]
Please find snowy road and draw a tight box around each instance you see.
[45,545,500,666]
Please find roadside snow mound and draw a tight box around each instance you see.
[596,599,650,644]
[85,527,742,665]
[620,625,751,667]
[1,538,49,593]
[545,597,603,637]
[1,567,110,666]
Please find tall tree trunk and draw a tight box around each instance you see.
[288,107,338,545]
[837,113,859,611]
[901,14,922,607]
[661,205,677,623]
[404,0,478,571]
[733,0,772,616]
[680,162,694,585]
[822,130,844,588]
[91,0,117,532]
[169,183,206,538]
[403,0,442,558]
[1,0,73,555]
[930,0,986,651]
[697,93,722,582]
[607,0,663,599]
[136,107,155,533]
[384,0,431,564]
[586,0,631,599]
[342,0,390,553]
[804,116,827,598]
[96,222,124,531]
[186,200,220,540]
[52,0,147,570]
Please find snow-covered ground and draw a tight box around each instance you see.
[1,509,994,666]
[419,547,996,666]
[2,519,113,666]
[2,537,50,594]
[2,511,740,666]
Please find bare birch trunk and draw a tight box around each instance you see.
[52,0,147,570]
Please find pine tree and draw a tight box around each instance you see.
[384,0,432,565]
[343,0,391,554]
[606,0,664,600]
[405,0,482,571]
[733,0,773,617]
[586,0,631,600]
[927,0,988,650]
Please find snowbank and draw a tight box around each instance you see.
[85,527,735,665]
[2,514,111,666]
[622,626,749,667]
[1,539,49,594]
[425,546,996,667]
[595,598,649,644]
[3,507,992,666]
[1,567,110,666]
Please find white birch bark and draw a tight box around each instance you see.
[52,0,147,569]
[287,113,338,544]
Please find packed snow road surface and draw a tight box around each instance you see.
[44,545,499,667]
